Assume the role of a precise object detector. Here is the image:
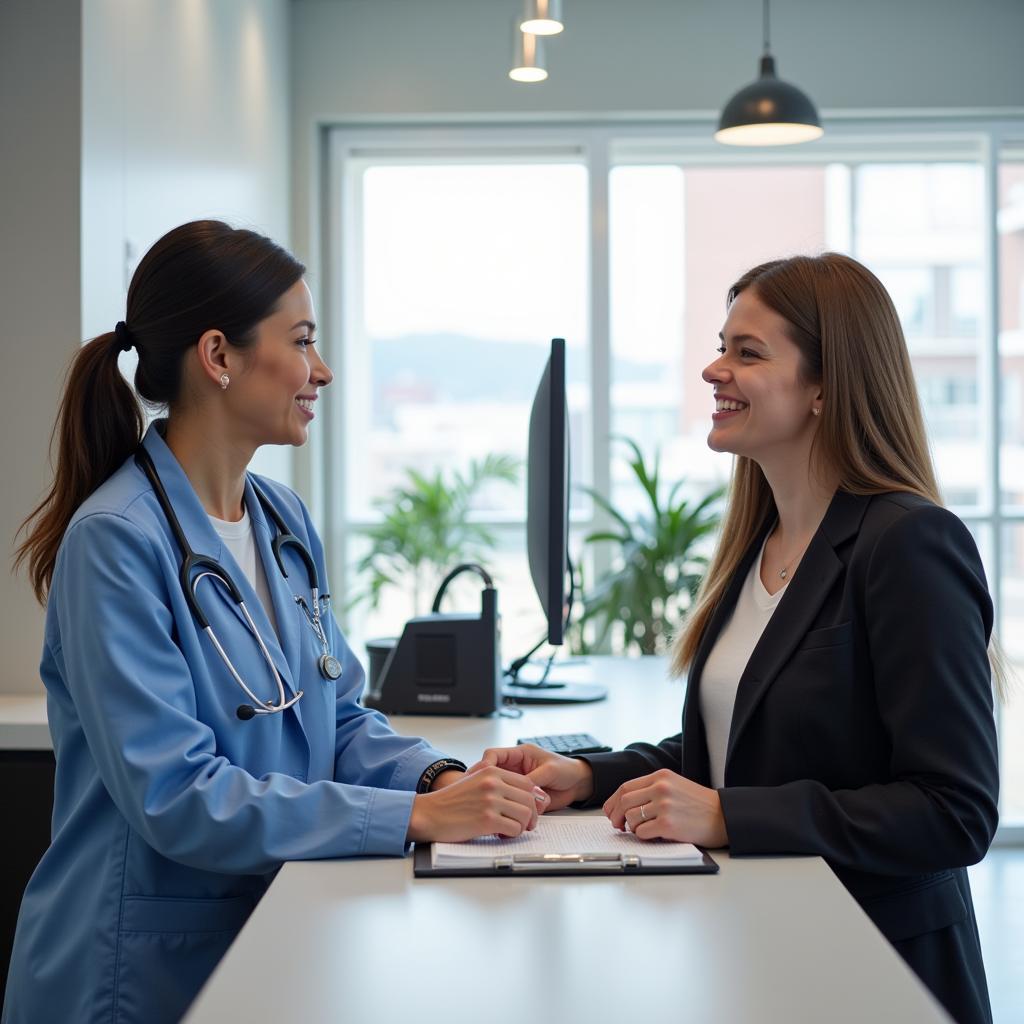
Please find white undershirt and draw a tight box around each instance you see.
[699,537,788,789]
[208,507,279,637]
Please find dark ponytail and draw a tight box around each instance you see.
[14,220,305,603]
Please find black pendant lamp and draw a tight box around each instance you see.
[715,0,823,146]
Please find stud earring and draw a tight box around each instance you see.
[219,373,230,390]
[812,407,821,417]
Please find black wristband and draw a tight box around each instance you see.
[416,758,468,794]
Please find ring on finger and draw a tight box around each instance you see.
[639,803,648,821]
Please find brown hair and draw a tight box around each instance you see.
[671,253,1007,699]
[14,220,304,603]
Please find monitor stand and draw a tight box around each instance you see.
[502,680,608,704]
[501,660,608,704]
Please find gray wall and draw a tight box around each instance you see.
[1,0,292,695]
[0,0,83,697]
[291,0,1024,119]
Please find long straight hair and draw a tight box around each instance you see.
[671,253,1007,699]
[14,220,305,604]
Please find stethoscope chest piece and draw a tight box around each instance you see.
[319,653,343,681]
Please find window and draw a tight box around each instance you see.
[331,149,589,655]
[998,142,1024,828]
[325,124,1024,835]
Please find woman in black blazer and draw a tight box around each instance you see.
[477,253,1001,1024]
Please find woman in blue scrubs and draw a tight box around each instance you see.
[5,221,547,1024]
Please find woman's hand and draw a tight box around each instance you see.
[602,769,729,847]
[406,765,550,844]
[469,744,594,811]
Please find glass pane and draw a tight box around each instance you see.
[999,149,1024,507]
[878,267,932,337]
[342,161,589,646]
[608,164,840,517]
[1000,523,1024,826]
[854,164,985,507]
[349,162,589,520]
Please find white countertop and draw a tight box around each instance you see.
[185,846,948,1024]
[183,657,950,1024]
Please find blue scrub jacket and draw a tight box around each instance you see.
[3,423,450,1024]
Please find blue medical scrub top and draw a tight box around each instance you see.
[3,423,449,1024]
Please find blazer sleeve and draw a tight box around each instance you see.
[52,512,430,875]
[573,736,684,807]
[720,504,1000,874]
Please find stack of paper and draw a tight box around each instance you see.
[431,815,704,869]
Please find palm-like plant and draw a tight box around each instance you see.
[572,438,724,656]
[351,454,519,615]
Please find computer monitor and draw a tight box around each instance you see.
[502,338,607,705]
[528,337,568,646]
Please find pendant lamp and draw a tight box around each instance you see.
[715,0,823,146]
[509,24,547,82]
[520,0,564,36]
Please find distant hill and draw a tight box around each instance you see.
[370,333,660,405]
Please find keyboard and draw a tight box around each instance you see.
[517,732,612,756]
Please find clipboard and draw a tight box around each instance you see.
[414,843,719,877]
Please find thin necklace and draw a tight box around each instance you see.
[771,526,812,581]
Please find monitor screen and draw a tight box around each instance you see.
[507,339,606,703]
[526,338,568,646]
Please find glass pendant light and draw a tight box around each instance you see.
[715,0,823,146]
[520,0,564,36]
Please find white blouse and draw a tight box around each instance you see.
[699,537,788,788]
[208,506,279,637]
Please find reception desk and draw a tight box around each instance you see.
[183,657,951,1024]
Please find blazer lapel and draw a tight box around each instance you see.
[725,490,870,766]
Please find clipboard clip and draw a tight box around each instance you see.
[494,853,641,872]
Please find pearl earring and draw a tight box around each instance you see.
[219,373,230,390]
[812,407,820,417]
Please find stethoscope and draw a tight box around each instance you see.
[135,448,342,721]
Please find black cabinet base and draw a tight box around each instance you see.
[0,750,55,1008]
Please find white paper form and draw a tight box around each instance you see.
[431,815,703,868]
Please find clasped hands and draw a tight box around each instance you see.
[407,744,727,846]
[469,745,728,847]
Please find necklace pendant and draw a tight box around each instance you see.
[779,568,788,580]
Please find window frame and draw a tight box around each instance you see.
[312,117,1024,844]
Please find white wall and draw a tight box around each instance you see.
[0,0,292,695]
[82,0,293,475]
[288,0,1024,264]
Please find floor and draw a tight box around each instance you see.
[968,848,1024,1023]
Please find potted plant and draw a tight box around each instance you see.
[570,438,724,656]
[351,454,519,615]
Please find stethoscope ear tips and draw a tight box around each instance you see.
[236,704,257,721]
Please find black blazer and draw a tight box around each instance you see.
[582,491,999,1024]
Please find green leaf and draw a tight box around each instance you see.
[569,436,723,656]
[349,454,521,616]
